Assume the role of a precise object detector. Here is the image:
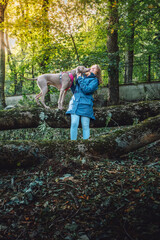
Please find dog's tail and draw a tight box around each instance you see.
[19,73,38,81]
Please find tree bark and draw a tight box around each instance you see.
[0,2,8,109]
[0,100,160,130]
[40,0,50,73]
[124,45,134,83]
[107,0,119,105]
[5,31,18,95]
[148,55,151,82]
[0,114,160,169]
[124,1,135,84]
[39,0,51,103]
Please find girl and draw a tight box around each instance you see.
[66,64,102,140]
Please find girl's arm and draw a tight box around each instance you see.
[78,76,99,94]
[70,80,76,94]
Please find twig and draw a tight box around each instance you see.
[67,204,82,220]
[147,161,160,167]
[115,204,125,212]
[57,204,82,223]
[85,153,104,159]
[58,182,79,191]
[110,118,120,127]
[68,191,79,208]
[16,230,24,240]
[123,221,135,240]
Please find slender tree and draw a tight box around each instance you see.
[5,31,18,95]
[0,0,8,109]
[107,0,119,105]
[57,0,80,63]
[124,0,135,83]
[40,0,50,73]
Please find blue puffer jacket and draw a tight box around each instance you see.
[66,72,99,120]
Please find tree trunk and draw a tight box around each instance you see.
[124,46,134,83]
[0,114,160,169]
[107,0,119,105]
[148,55,151,82]
[6,31,18,95]
[57,0,80,63]
[0,100,160,130]
[40,0,50,103]
[0,3,7,109]
[31,64,35,92]
[40,0,50,73]
[124,1,135,84]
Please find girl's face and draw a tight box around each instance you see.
[90,65,98,75]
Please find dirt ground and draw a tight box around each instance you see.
[0,140,160,240]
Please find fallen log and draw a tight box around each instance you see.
[0,100,160,130]
[0,114,160,169]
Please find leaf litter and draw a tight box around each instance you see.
[0,141,160,240]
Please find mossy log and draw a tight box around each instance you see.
[0,100,160,130]
[0,114,160,169]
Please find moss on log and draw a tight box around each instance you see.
[0,114,160,169]
[0,100,160,130]
[0,107,40,130]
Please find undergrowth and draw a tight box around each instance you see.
[0,125,120,141]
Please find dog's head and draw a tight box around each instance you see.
[76,66,90,75]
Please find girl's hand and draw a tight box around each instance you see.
[77,73,82,78]
[85,71,90,76]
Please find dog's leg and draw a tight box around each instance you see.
[58,74,71,109]
[35,92,42,105]
[60,90,67,109]
[40,86,50,109]
[58,89,63,110]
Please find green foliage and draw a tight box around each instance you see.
[18,94,37,107]
[105,112,112,126]
[133,117,139,126]
[2,0,159,97]
[118,0,160,83]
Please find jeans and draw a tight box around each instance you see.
[70,114,90,140]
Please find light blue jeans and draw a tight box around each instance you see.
[70,114,90,140]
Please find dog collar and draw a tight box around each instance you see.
[66,72,74,91]
[60,72,74,91]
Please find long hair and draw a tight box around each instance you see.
[93,64,102,84]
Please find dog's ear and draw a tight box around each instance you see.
[76,67,80,74]
[76,67,79,74]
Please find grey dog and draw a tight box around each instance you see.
[25,66,90,109]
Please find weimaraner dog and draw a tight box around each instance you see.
[25,66,90,109]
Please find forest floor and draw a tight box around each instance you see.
[0,128,160,240]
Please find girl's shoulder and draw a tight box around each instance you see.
[88,75,99,85]
[85,72,96,78]
[85,73,98,81]
[79,73,99,86]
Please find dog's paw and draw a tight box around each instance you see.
[58,104,63,110]
[45,106,50,109]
